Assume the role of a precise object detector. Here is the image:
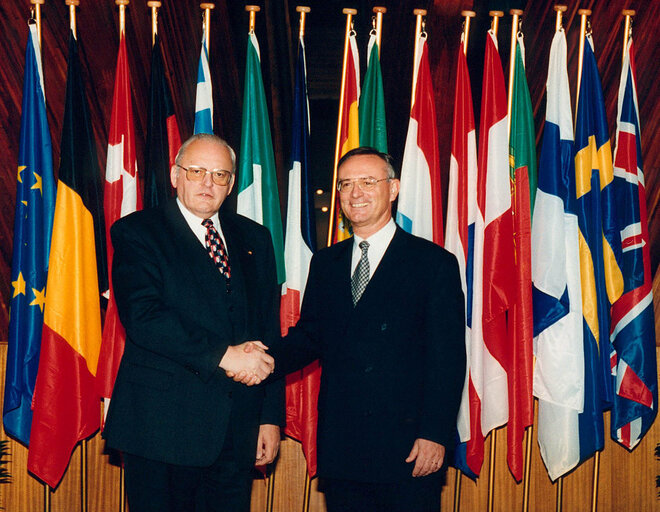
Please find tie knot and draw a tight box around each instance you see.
[359,240,369,253]
[202,218,214,229]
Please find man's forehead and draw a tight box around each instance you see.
[180,140,230,162]
[338,155,388,176]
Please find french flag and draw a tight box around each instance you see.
[396,34,443,245]
[280,35,319,476]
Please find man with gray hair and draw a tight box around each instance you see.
[104,133,284,511]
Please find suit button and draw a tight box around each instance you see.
[365,410,373,417]
[228,306,234,313]
[364,366,373,373]
[381,323,387,331]
[228,391,233,398]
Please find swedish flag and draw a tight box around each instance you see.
[3,23,56,445]
[574,35,623,465]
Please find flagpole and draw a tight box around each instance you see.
[409,9,426,113]
[506,9,522,140]
[373,6,386,57]
[462,10,475,55]
[201,3,214,55]
[485,12,503,512]
[575,9,590,122]
[66,0,79,39]
[148,1,160,47]
[552,11,567,511]
[31,6,47,509]
[246,4,259,34]
[621,9,634,64]
[327,8,357,246]
[296,6,314,506]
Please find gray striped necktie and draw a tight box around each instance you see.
[351,241,370,305]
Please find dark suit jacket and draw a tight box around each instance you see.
[270,226,466,482]
[103,200,284,469]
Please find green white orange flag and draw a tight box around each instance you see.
[359,32,387,152]
[236,30,285,283]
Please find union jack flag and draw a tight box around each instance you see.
[609,37,657,450]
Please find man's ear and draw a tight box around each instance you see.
[170,165,179,188]
[389,178,400,202]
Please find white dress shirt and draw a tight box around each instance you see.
[350,218,396,279]
[176,198,228,255]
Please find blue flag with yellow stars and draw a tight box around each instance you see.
[3,22,56,445]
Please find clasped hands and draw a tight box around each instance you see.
[219,341,273,386]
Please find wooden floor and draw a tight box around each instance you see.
[0,344,658,511]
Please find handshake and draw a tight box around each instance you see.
[219,341,274,386]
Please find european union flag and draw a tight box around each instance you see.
[574,35,624,466]
[3,23,56,445]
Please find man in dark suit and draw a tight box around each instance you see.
[236,147,466,511]
[103,134,284,512]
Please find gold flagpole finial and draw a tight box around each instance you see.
[296,6,310,39]
[200,3,214,53]
[575,8,591,117]
[245,5,260,33]
[507,9,523,139]
[30,0,44,48]
[65,0,80,39]
[147,1,161,46]
[489,10,504,36]
[373,6,386,55]
[115,0,129,37]
[621,9,635,64]
[554,5,567,32]
[461,10,476,55]
[410,9,427,112]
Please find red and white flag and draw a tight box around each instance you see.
[396,34,443,245]
[97,34,142,409]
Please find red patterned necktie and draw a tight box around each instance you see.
[202,218,231,279]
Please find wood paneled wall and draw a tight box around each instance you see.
[0,343,658,511]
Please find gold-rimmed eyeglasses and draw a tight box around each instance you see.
[336,177,391,193]
[177,165,233,186]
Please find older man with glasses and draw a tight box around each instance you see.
[103,133,284,512]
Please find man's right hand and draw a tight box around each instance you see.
[219,341,273,385]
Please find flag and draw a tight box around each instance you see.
[456,31,513,478]
[446,41,478,478]
[97,34,142,404]
[145,33,181,208]
[396,34,443,245]
[331,32,360,244]
[359,32,386,152]
[28,31,105,487]
[194,28,212,134]
[505,33,536,481]
[3,23,56,446]
[236,31,285,283]
[531,29,585,481]
[573,34,624,468]
[609,37,657,450]
[281,35,319,476]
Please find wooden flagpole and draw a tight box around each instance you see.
[327,8,357,246]
[409,9,426,113]
[553,9,567,510]
[451,10,475,512]
[66,0,79,39]
[201,3,214,55]
[507,9,522,139]
[373,6,386,58]
[575,9,591,124]
[148,1,160,47]
[485,11,503,511]
[621,9,635,64]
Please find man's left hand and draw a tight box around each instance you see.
[255,424,281,466]
[405,438,445,477]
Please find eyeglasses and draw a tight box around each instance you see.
[336,177,391,193]
[177,165,233,186]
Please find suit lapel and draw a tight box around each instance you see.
[162,201,232,333]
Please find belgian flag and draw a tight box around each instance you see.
[28,31,106,488]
